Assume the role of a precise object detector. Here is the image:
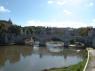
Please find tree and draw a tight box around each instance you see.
[78,27,92,36]
[8,25,21,35]
[70,39,75,44]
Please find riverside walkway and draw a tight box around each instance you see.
[86,48,95,71]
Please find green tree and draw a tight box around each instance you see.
[78,27,92,36]
[8,25,21,35]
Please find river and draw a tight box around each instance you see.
[0,42,84,71]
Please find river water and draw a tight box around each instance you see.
[0,42,84,71]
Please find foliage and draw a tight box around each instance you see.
[78,27,92,36]
[0,20,22,44]
[70,39,75,44]
[8,25,21,35]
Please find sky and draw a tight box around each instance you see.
[0,0,95,28]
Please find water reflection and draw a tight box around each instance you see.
[0,46,33,67]
[39,47,48,58]
[0,44,84,71]
[21,46,33,58]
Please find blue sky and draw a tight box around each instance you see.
[0,0,95,28]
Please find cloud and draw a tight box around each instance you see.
[48,1,53,4]
[64,10,72,16]
[92,19,95,22]
[0,6,11,13]
[48,0,66,6]
[48,0,84,6]
[87,19,95,28]
[86,2,94,7]
[69,0,82,5]
[56,1,66,6]
[89,3,94,6]
[25,20,90,28]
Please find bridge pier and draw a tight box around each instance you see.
[39,39,46,47]
[64,40,70,48]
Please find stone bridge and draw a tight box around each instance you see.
[34,34,76,47]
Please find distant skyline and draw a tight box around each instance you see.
[0,0,95,28]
